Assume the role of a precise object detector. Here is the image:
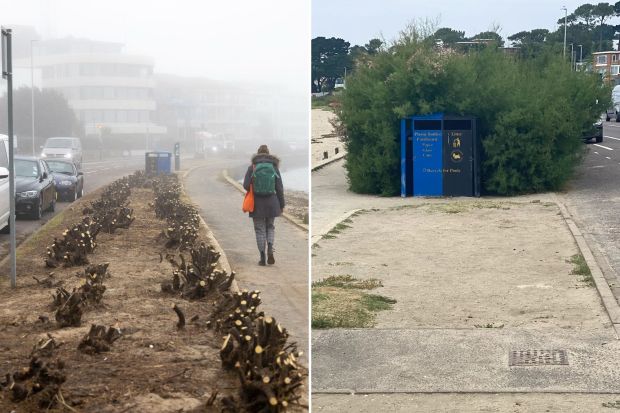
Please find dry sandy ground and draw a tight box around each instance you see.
[313,393,620,412]
[313,200,609,331]
[312,109,344,167]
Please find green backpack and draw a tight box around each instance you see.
[252,162,279,195]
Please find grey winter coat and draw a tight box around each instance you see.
[243,153,285,218]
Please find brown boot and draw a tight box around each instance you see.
[267,243,275,265]
[258,251,266,266]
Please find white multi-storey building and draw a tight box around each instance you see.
[16,37,166,148]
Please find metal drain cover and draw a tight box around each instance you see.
[509,350,568,366]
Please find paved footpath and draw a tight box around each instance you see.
[184,156,308,357]
[312,159,620,412]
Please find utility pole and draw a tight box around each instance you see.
[570,43,574,70]
[2,27,16,287]
[30,39,37,156]
[578,44,583,65]
[563,6,568,59]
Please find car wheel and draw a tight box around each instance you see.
[48,196,55,212]
[597,135,603,143]
[78,186,83,198]
[606,116,611,122]
[71,189,77,202]
[32,198,42,220]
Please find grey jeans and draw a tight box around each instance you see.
[253,217,275,253]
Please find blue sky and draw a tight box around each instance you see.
[313,0,601,46]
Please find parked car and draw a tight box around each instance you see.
[14,156,56,219]
[583,120,603,143]
[606,86,620,122]
[45,159,84,201]
[0,134,9,232]
[41,137,83,169]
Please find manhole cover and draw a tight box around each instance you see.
[509,350,568,366]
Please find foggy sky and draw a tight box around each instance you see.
[0,0,309,93]
[313,0,599,46]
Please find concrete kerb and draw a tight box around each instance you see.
[178,167,240,294]
[220,169,309,232]
[552,194,620,338]
[311,152,346,172]
[312,208,362,246]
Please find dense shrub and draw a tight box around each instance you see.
[340,29,610,195]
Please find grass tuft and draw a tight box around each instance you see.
[570,254,593,286]
[312,275,382,290]
[312,274,395,329]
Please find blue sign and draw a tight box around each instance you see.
[413,129,443,196]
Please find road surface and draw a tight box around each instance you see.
[0,157,144,262]
[561,122,620,313]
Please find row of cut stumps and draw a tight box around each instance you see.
[1,171,306,412]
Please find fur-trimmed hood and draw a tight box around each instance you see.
[251,153,280,168]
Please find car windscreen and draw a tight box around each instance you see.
[46,161,74,174]
[45,138,73,148]
[15,159,39,177]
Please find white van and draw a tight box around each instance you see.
[0,134,10,232]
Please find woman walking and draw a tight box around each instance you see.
[243,144,285,266]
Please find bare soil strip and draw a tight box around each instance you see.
[0,174,306,412]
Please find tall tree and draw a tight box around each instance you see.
[572,4,597,29]
[0,87,82,151]
[508,29,550,57]
[592,2,615,49]
[364,38,383,54]
[508,29,550,45]
[470,31,505,47]
[432,27,466,45]
[311,37,351,93]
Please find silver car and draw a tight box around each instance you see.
[41,137,83,169]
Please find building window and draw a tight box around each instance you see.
[104,110,116,122]
[597,55,608,65]
[614,55,618,62]
[117,110,127,122]
[611,65,620,76]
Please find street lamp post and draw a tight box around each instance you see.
[563,6,568,59]
[30,39,37,156]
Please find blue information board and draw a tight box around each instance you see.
[401,114,479,197]
[413,129,443,196]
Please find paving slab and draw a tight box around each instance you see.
[312,328,620,393]
[313,393,620,412]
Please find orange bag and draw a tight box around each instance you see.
[242,184,255,213]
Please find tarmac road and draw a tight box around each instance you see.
[563,122,620,310]
[0,156,145,262]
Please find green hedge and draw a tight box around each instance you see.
[340,36,610,196]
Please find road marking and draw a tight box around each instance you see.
[594,144,613,150]
[594,151,599,155]
[606,156,612,159]
[604,136,620,141]
[590,165,606,168]
[606,123,620,128]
